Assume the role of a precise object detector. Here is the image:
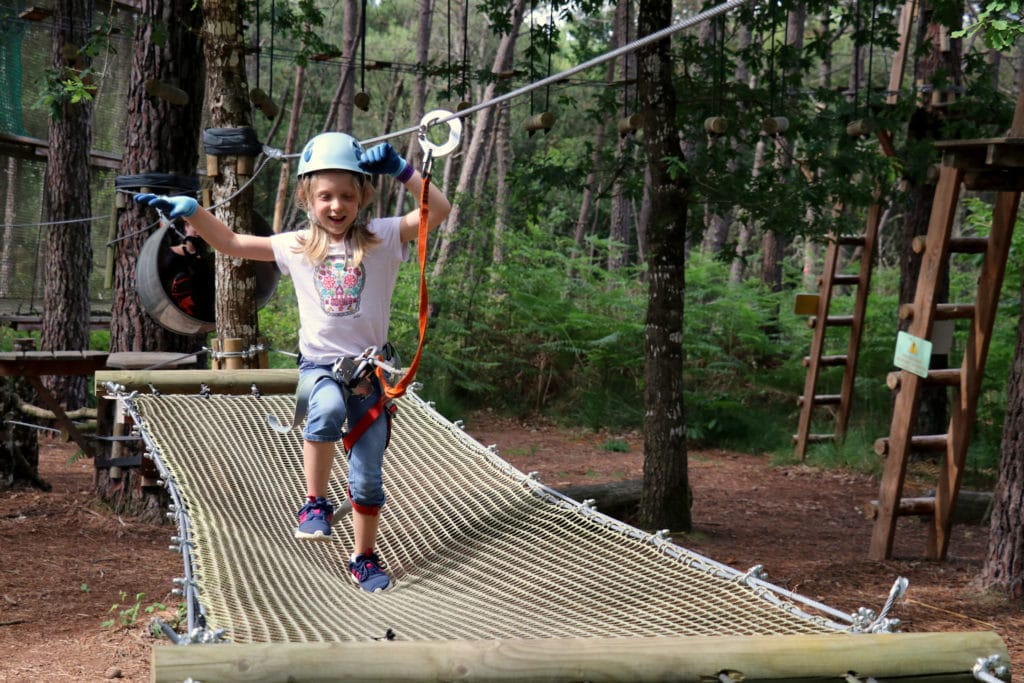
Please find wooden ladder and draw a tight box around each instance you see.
[869,135,1024,560]
[793,206,881,460]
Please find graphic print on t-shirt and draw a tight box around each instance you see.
[314,254,364,316]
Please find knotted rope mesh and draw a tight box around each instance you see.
[128,391,854,644]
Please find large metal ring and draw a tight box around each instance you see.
[418,109,462,158]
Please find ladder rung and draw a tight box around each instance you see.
[798,394,842,407]
[806,433,835,443]
[863,497,936,519]
[803,354,847,367]
[911,235,989,255]
[831,274,861,286]
[886,368,960,390]
[898,302,975,321]
[873,434,948,456]
[836,235,866,247]
[806,315,854,329]
[791,433,836,445]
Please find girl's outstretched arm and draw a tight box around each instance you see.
[135,193,276,262]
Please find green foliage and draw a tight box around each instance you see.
[34,18,122,120]
[683,253,803,447]
[953,2,1024,50]
[100,591,165,631]
[258,278,300,369]
[392,223,645,429]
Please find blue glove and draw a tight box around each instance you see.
[135,193,198,219]
[357,143,412,180]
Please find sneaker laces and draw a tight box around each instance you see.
[299,497,334,521]
[352,552,387,580]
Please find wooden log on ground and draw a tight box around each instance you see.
[559,479,641,519]
[94,369,298,396]
[151,631,1009,683]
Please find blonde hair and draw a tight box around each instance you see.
[293,171,379,265]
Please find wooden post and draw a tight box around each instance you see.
[761,116,789,135]
[523,112,555,134]
[151,632,1009,683]
[703,116,728,135]
[221,337,244,370]
[250,88,279,120]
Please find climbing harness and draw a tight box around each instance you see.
[267,111,460,450]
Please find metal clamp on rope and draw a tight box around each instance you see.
[418,109,462,163]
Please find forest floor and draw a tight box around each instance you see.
[1,414,1022,682]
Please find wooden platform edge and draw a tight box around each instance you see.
[151,631,1009,683]
[94,368,298,396]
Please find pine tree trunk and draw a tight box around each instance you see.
[110,0,205,357]
[203,0,260,361]
[608,0,635,272]
[637,0,688,533]
[982,313,1024,598]
[432,0,526,277]
[324,1,359,133]
[40,0,94,410]
[979,69,1024,599]
[273,62,305,234]
[101,0,206,513]
[0,156,15,297]
[492,102,512,266]
[0,375,41,491]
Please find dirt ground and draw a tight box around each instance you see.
[1,414,1022,682]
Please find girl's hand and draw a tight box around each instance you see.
[135,193,198,219]
[358,143,412,181]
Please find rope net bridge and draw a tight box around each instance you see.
[110,382,1009,682]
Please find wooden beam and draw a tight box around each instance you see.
[152,632,1009,683]
[94,368,298,396]
[0,132,121,170]
[0,351,109,378]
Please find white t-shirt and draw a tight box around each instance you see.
[270,217,409,364]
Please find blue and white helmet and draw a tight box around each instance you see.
[296,132,368,177]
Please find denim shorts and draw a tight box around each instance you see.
[299,360,389,509]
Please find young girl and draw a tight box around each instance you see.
[136,132,451,593]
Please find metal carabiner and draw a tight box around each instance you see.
[418,109,462,160]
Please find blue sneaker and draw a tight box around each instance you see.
[296,497,334,540]
[349,552,390,592]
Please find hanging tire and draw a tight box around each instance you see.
[135,213,280,335]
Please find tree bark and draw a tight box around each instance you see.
[492,101,512,266]
[39,0,94,410]
[273,61,305,234]
[0,156,16,297]
[608,0,636,272]
[0,377,41,491]
[982,267,1024,598]
[637,0,688,533]
[324,1,360,133]
[979,77,1024,599]
[203,0,260,362]
[111,0,206,357]
[432,0,526,277]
